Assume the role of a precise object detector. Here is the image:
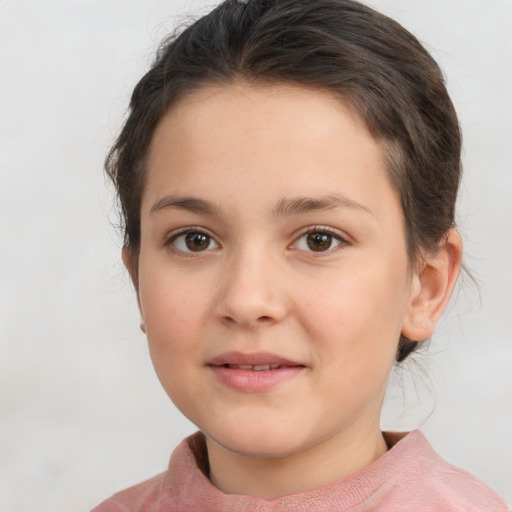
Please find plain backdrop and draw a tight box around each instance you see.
[1,0,511,510]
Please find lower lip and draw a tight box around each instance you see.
[208,366,305,392]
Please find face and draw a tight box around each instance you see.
[135,82,418,460]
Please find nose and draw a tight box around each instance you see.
[214,248,289,329]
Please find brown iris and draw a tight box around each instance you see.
[185,232,210,251]
[306,232,333,252]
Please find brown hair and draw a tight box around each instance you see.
[106,0,462,362]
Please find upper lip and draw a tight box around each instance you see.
[207,351,305,367]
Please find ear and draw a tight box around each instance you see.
[401,229,462,341]
[122,246,146,334]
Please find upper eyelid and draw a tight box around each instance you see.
[164,224,350,248]
[293,225,350,242]
[164,226,221,254]
[289,226,351,254]
[166,225,217,241]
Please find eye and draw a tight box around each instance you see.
[293,228,346,253]
[168,229,220,253]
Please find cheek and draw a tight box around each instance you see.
[295,264,408,365]
[138,265,212,363]
[139,275,210,410]
[295,276,403,414]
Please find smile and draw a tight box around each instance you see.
[207,352,307,392]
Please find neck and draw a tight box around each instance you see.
[205,422,388,499]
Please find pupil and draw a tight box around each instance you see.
[307,233,331,251]
[185,232,209,251]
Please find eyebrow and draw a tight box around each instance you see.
[272,195,372,218]
[150,196,221,216]
[149,194,372,217]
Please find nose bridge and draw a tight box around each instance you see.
[215,240,286,327]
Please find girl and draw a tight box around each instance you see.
[92,0,509,509]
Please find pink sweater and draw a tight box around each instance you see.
[91,430,509,511]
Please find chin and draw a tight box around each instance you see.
[215,435,299,459]
[202,418,313,459]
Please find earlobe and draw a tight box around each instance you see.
[401,230,462,341]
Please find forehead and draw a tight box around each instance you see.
[143,82,397,219]
[149,82,371,156]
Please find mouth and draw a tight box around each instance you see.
[213,363,299,371]
[207,351,306,370]
[206,352,307,392]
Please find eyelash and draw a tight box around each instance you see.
[164,225,349,255]
[292,226,349,255]
[165,226,220,255]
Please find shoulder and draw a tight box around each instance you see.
[89,432,207,512]
[380,430,510,511]
[89,472,167,512]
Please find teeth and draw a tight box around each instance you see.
[225,364,278,370]
[253,364,270,371]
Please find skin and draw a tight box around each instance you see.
[123,82,461,499]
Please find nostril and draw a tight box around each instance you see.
[257,315,273,322]
[221,314,275,327]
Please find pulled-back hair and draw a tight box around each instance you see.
[106,0,462,361]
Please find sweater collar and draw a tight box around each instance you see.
[159,430,430,511]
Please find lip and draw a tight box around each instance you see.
[207,351,303,367]
[206,351,307,392]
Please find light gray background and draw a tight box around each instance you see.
[1,0,511,510]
